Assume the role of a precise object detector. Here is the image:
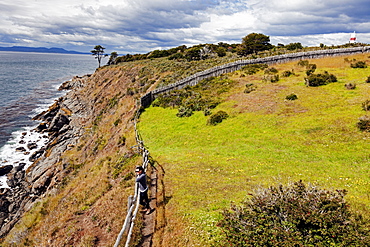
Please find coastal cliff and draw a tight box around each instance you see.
[0,63,150,245]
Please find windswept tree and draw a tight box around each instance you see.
[237,33,272,56]
[107,51,118,65]
[91,45,107,68]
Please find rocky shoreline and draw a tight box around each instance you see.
[0,75,91,237]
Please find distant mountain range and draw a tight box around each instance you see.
[0,46,89,54]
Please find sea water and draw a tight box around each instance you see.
[0,51,99,188]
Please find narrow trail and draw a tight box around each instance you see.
[139,166,157,247]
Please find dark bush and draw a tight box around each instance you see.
[244,83,257,93]
[297,60,309,67]
[305,71,337,87]
[241,64,268,75]
[285,42,303,50]
[218,181,370,247]
[117,136,126,146]
[264,74,279,83]
[176,106,193,117]
[264,67,278,74]
[366,76,370,83]
[215,47,227,57]
[207,111,229,125]
[203,108,212,116]
[345,83,356,90]
[362,100,370,111]
[351,61,367,68]
[357,115,370,132]
[285,93,298,100]
[168,52,185,60]
[305,63,317,76]
[281,70,294,77]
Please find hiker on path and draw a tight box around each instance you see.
[135,166,152,214]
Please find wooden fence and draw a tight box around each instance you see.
[117,46,370,246]
[141,46,370,107]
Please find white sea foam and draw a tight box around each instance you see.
[0,126,49,188]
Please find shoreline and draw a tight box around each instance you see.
[0,77,77,189]
[0,74,92,237]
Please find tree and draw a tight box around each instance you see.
[238,33,272,56]
[285,42,303,50]
[107,51,118,65]
[91,45,107,68]
[218,181,370,246]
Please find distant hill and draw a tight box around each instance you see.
[0,46,88,54]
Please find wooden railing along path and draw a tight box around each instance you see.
[141,46,370,107]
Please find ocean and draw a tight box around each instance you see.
[0,51,99,188]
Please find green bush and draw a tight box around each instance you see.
[244,83,257,93]
[118,136,126,146]
[297,60,309,67]
[176,106,193,117]
[362,100,370,111]
[281,70,293,77]
[168,53,184,60]
[264,74,279,83]
[357,115,370,132]
[203,108,212,116]
[207,111,229,125]
[241,64,268,75]
[351,61,367,68]
[218,181,370,247]
[264,67,278,74]
[305,71,337,87]
[285,93,298,100]
[305,63,317,76]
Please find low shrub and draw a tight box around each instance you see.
[351,61,367,68]
[218,180,370,247]
[297,60,309,67]
[281,70,294,77]
[264,67,278,74]
[203,108,212,116]
[241,64,268,75]
[362,100,370,111]
[357,115,370,132]
[264,74,279,83]
[207,111,229,125]
[168,53,184,60]
[305,63,317,76]
[285,93,298,100]
[118,136,126,146]
[366,76,370,83]
[176,106,193,117]
[244,83,257,93]
[305,71,337,87]
[345,83,356,90]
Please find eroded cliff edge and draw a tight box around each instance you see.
[0,63,150,244]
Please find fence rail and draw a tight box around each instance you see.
[141,46,370,107]
[117,46,370,246]
[114,106,150,247]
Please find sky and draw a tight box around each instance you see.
[1,0,369,54]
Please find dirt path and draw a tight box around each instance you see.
[139,166,157,247]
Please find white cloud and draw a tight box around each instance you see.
[0,0,369,53]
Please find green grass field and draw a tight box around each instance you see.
[138,54,370,245]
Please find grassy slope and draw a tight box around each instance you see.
[138,54,370,246]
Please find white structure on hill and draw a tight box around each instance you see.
[350,31,356,43]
